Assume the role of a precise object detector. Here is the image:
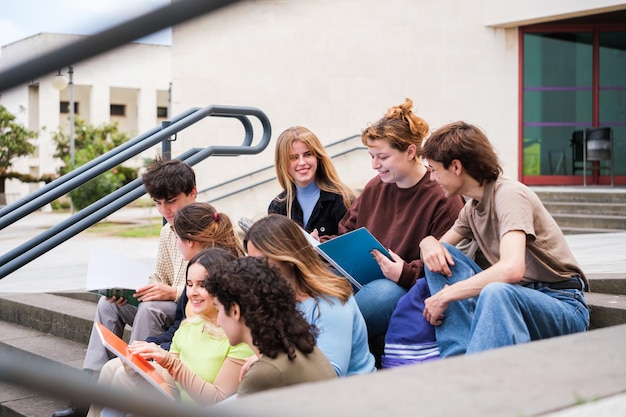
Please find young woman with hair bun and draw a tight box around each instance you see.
[339,98,464,367]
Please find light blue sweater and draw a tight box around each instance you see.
[298,295,376,376]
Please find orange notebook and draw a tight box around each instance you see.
[95,322,175,400]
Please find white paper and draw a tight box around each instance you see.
[85,245,151,291]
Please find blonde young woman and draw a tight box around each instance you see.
[245,214,376,377]
[269,126,356,240]
[339,98,464,365]
[87,248,254,417]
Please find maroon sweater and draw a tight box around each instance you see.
[339,172,464,289]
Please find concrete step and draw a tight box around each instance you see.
[586,292,626,329]
[0,293,97,345]
[561,226,626,235]
[533,188,626,204]
[551,212,626,231]
[0,321,88,417]
[544,201,626,216]
[217,324,626,417]
[587,273,626,295]
[533,188,626,233]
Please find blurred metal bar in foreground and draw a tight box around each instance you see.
[0,0,241,92]
[0,350,244,417]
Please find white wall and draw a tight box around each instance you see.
[171,0,626,220]
[170,0,519,218]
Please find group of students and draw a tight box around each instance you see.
[53,98,590,417]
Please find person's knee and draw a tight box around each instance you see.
[96,296,118,316]
[355,280,405,312]
[478,282,515,304]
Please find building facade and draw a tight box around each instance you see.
[0,33,171,203]
[166,0,625,221]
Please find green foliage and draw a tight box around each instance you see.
[0,105,38,194]
[52,118,137,211]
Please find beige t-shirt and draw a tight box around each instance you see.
[452,178,587,286]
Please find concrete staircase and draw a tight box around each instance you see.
[533,187,626,234]
[1,274,625,417]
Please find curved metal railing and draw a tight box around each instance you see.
[0,104,271,279]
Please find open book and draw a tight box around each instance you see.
[86,245,151,307]
[305,227,392,290]
[94,322,175,400]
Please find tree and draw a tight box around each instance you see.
[0,105,38,205]
[52,118,137,211]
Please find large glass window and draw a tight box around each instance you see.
[599,31,626,178]
[522,18,626,185]
[523,32,593,177]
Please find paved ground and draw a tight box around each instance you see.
[0,207,161,293]
[1,206,625,293]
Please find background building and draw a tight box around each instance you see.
[0,33,171,204]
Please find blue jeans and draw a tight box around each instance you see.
[354,278,407,338]
[425,243,590,357]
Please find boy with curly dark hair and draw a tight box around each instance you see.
[205,257,336,396]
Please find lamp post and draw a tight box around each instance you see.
[52,65,75,166]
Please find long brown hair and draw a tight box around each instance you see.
[173,202,244,258]
[244,214,353,304]
[274,126,356,217]
[361,98,429,161]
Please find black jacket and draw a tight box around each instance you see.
[268,190,348,237]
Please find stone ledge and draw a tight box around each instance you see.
[217,324,626,417]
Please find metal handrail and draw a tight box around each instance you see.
[206,144,368,204]
[199,133,362,196]
[0,107,256,229]
[0,105,271,279]
[0,107,198,227]
[0,351,235,417]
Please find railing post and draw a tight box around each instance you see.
[161,120,174,161]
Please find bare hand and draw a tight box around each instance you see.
[106,296,129,306]
[310,229,320,242]
[371,249,404,283]
[423,285,450,326]
[419,236,454,277]
[239,354,259,381]
[127,341,167,364]
[134,283,175,302]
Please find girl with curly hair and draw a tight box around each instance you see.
[244,214,376,376]
[205,256,337,395]
[338,98,464,366]
[269,126,356,241]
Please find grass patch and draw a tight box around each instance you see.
[86,221,162,238]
